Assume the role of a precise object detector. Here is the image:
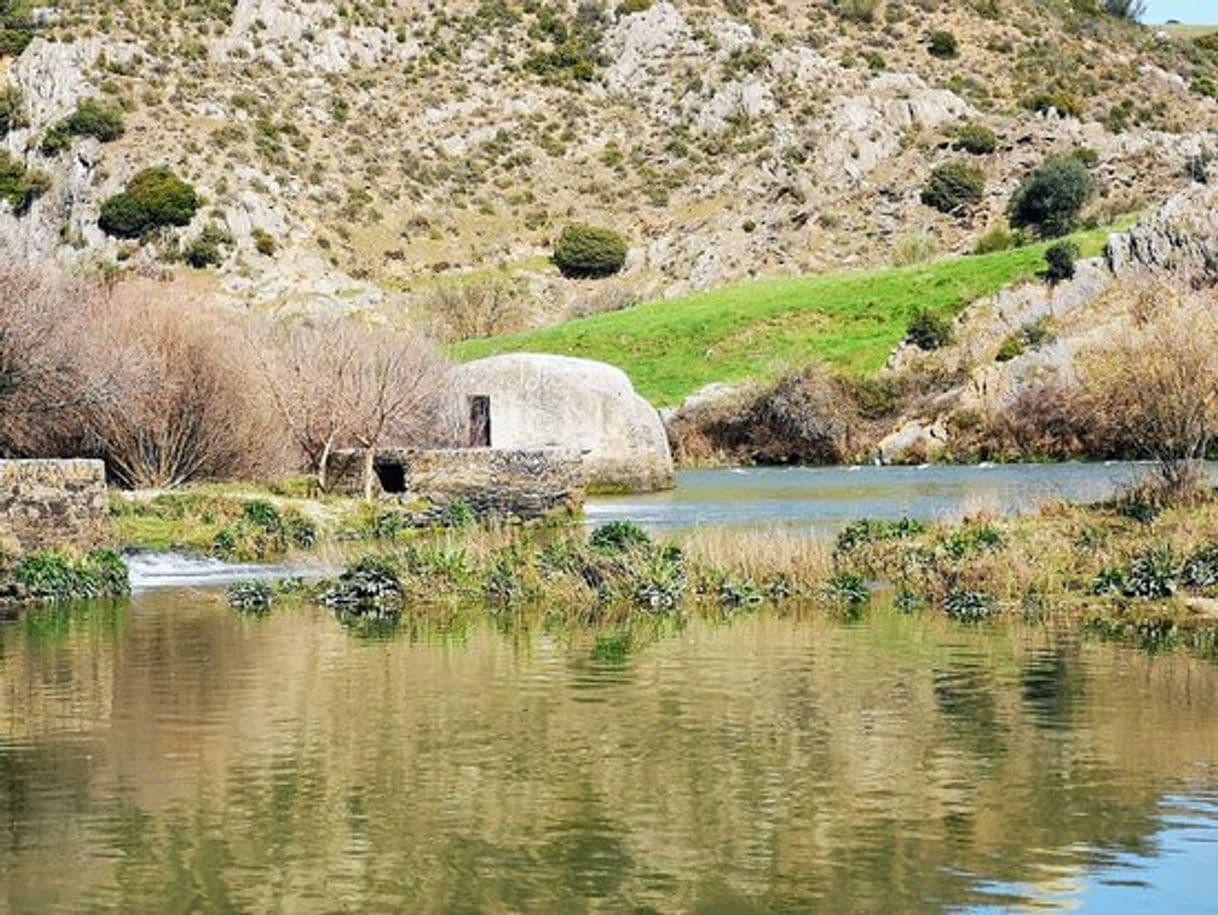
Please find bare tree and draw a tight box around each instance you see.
[259,315,454,497]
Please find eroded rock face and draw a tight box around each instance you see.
[453,354,674,492]
[1106,181,1218,280]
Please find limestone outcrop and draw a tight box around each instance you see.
[453,354,674,492]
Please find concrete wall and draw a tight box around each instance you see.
[0,460,109,554]
[328,448,584,521]
[452,354,674,492]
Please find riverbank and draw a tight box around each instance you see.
[219,488,1218,662]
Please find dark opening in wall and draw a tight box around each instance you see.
[468,395,491,447]
[374,460,407,494]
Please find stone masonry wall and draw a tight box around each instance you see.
[0,460,110,555]
[328,448,584,520]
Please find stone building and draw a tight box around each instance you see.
[452,354,674,492]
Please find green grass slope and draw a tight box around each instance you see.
[452,225,1123,407]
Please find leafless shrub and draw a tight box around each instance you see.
[1077,295,1218,496]
[0,265,287,487]
[76,287,284,489]
[0,267,87,457]
[259,315,455,495]
[669,366,864,465]
[421,276,527,342]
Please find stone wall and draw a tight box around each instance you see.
[328,448,584,521]
[0,460,110,555]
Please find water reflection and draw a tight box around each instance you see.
[0,593,1216,913]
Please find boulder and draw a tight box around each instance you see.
[452,354,674,492]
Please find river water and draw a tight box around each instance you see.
[3,463,1218,913]
[587,463,1217,534]
[1,595,1216,913]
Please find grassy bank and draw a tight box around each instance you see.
[110,481,576,561]
[453,224,1127,407]
[231,497,1218,662]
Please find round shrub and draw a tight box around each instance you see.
[973,225,1015,254]
[553,223,629,278]
[41,98,124,155]
[1044,241,1079,284]
[99,166,199,238]
[927,29,958,59]
[953,123,997,155]
[920,161,986,214]
[906,309,953,351]
[1007,156,1096,238]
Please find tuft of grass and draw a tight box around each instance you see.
[453,223,1130,407]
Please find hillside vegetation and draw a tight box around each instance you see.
[455,222,1123,406]
[1,0,1216,324]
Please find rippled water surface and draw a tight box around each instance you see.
[2,591,1217,913]
[588,463,1218,534]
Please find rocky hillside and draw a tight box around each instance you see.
[2,0,1217,329]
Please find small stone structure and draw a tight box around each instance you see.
[453,354,674,492]
[0,460,109,554]
[328,448,583,521]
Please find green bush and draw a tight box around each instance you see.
[995,334,1024,362]
[1044,241,1079,283]
[553,223,629,278]
[0,84,26,138]
[98,166,199,238]
[183,222,233,268]
[41,99,125,155]
[927,30,959,59]
[920,161,986,214]
[952,123,997,155]
[0,0,35,57]
[1007,156,1096,238]
[905,309,953,351]
[0,149,50,215]
[590,520,652,553]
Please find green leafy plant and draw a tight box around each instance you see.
[99,166,199,238]
[1043,241,1079,283]
[1007,156,1096,238]
[0,149,49,215]
[905,309,953,350]
[553,223,629,278]
[921,161,985,214]
[41,99,124,155]
[927,29,959,59]
[952,123,997,155]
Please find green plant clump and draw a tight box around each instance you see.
[1043,241,1079,283]
[98,166,200,239]
[921,161,986,214]
[590,520,653,553]
[0,149,50,215]
[1007,156,1096,238]
[905,309,953,351]
[927,29,959,59]
[953,123,997,155]
[41,99,124,155]
[553,223,629,278]
[12,549,129,602]
[226,580,275,613]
